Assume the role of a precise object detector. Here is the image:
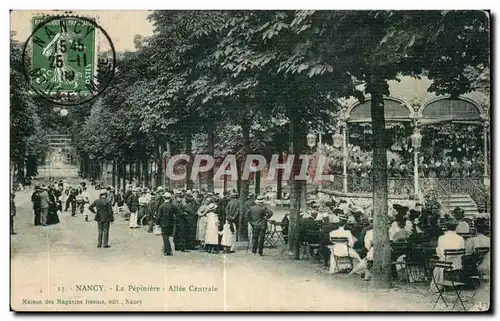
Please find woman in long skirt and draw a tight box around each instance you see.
[196,201,208,251]
[204,203,220,254]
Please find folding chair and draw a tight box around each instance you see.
[330,237,353,273]
[264,222,277,248]
[391,242,410,283]
[467,247,490,292]
[430,259,467,311]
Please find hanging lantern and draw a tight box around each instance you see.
[306,132,317,148]
[53,107,61,113]
[60,108,68,117]
[332,130,343,149]
[411,131,422,149]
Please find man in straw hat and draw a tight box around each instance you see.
[156,192,177,256]
[246,195,273,256]
[128,187,140,228]
[328,211,362,274]
[89,189,114,248]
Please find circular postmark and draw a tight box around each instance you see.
[21,14,116,106]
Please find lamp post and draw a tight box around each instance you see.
[306,132,317,149]
[411,126,422,199]
[332,124,347,193]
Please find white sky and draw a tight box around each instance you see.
[10,10,154,52]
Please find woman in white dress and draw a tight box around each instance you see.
[196,200,209,251]
[204,203,220,254]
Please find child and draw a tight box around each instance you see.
[220,219,236,253]
[83,201,91,222]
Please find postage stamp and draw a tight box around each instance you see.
[22,14,116,106]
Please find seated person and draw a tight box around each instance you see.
[364,228,374,280]
[392,219,412,242]
[281,213,289,244]
[319,216,336,267]
[389,213,413,241]
[452,207,470,234]
[328,213,362,274]
[299,211,320,244]
[462,218,490,281]
[430,219,465,292]
[409,209,423,233]
[465,218,490,254]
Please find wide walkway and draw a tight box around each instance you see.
[11,181,483,311]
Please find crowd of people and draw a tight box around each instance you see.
[25,180,276,257]
[282,190,490,291]
[17,177,490,299]
[329,150,484,179]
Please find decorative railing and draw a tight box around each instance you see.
[434,179,451,213]
[345,176,414,195]
[438,178,485,211]
[322,175,488,212]
[321,174,344,192]
[468,178,489,212]
[346,176,373,193]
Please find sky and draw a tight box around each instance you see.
[10,10,154,52]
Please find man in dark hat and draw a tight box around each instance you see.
[225,192,241,239]
[89,189,114,248]
[246,196,273,256]
[39,185,50,226]
[156,192,177,256]
[299,210,320,247]
[31,185,42,226]
[146,191,157,233]
[10,193,16,235]
[172,192,189,252]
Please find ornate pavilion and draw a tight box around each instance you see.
[322,76,490,216]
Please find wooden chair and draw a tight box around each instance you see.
[467,247,490,291]
[329,237,353,273]
[430,260,467,311]
[391,242,410,283]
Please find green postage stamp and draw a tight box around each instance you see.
[30,15,96,96]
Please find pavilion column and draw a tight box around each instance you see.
[342,121,348,193]
[483,120,489,186]
[411,122,422,200]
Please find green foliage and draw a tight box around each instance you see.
[10,32,48,163]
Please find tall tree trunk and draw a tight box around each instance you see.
[236,162,242,195]
[206,122,215,192]
[136,159,142,186]
[369,78,392,289]
[238,117,251,241]
[122,162,126,193]
[155,140,163,187]
[112,159,116,190]
[129,161,134,183]
[288,106,305,260]
[255,170,261,195]
[277,152,283,199]
[143,159,149,188]
[116,160,121,193]
[166,141,174,191]
[185,131,194,190]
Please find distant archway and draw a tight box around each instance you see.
[346,96,414,123]
[418,96,485,122]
